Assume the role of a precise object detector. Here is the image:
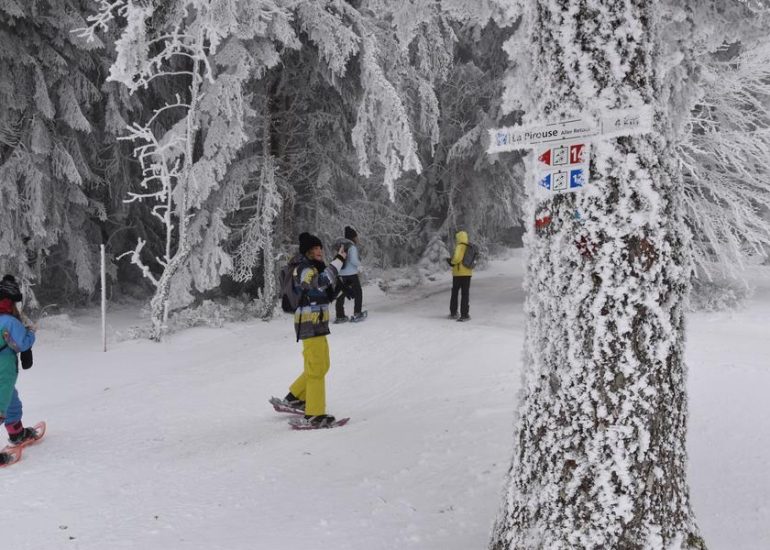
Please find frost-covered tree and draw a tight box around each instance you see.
[425,18,524,248]
[0,0,109,303]
[306,1,525,261]
[679,39,770,279]
[665,4,770,281]
[229,0,448,289]
[80,0,298,338]
[230,89,283,320]
[490,1,704,548]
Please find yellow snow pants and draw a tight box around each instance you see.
[289,336,330,416]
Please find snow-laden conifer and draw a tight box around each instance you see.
[80,0,296,339]
[0,0,108,302]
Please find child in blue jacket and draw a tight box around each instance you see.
[0,275,37,463]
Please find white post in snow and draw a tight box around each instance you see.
[101,244,107,352]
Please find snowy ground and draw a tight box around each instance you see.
[1,250,768,550]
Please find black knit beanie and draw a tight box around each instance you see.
[299,232,323,255]
[0,274,22,302]
[344,226,358,240]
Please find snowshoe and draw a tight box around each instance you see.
[333,316,349,324]
[7,421,46,449]
[0,446,22,468]
[288,415,350,430]
[457,315,471,322]
[269,396,305,415]
[448,313,458,320]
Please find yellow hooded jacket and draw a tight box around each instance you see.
[450,231,473,277]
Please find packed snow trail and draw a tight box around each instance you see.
[0,254,524,550]
[1,252,768,549]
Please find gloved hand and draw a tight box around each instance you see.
[20,349,33,370]
[335,245,347,263]
[445,258,452,267]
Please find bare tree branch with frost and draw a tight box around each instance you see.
[678,40,770,279]
[79,0,248,340]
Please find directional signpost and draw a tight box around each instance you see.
[488,106,653,196]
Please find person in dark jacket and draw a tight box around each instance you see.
[335,226,366,323]
[281,233,347,428]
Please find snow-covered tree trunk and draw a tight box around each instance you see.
[258,92,280,321]
[491,1,704,548]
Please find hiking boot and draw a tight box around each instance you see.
[457,315,471,322]
[304,414,336,428]
[448,313,458,320]
[283,393,306,411]
[334,316,349,324]
[8,426,39,446]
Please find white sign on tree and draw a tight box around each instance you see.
[488,106,653,195]
[489,118,599,153]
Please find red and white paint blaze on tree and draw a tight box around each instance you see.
[490,1,706,549]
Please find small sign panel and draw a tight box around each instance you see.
[600,105,653,139]
[569,168,586,189]
[569,143,586,164]
[552,171,569,192]
[535,142,591,195]
[552,146,568,166]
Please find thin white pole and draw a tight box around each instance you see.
[101,244,107,352]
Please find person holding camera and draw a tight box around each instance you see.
[280,233,348,429]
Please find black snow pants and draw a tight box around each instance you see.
[450,276,471,318]
[336,274,363,317]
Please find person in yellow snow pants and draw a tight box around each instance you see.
[281,232,346,428]
[289,336,330,416]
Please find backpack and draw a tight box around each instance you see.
[461,243,479,269]
[279,255,307,313]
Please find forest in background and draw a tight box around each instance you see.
[0,0,768,326]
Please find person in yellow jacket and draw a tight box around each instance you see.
[446,230,473,321]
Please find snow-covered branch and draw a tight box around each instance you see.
[116,238,158,286]
[678,40,770,279]
[73,0,127,43]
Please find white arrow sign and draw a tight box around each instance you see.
[487,106,653,153]
[488,118,598,153]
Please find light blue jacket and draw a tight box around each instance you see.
[339,244,361,276]
[0,314,35,355]
[0,314,35,420]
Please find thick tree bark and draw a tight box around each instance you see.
[491,2,705,548]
